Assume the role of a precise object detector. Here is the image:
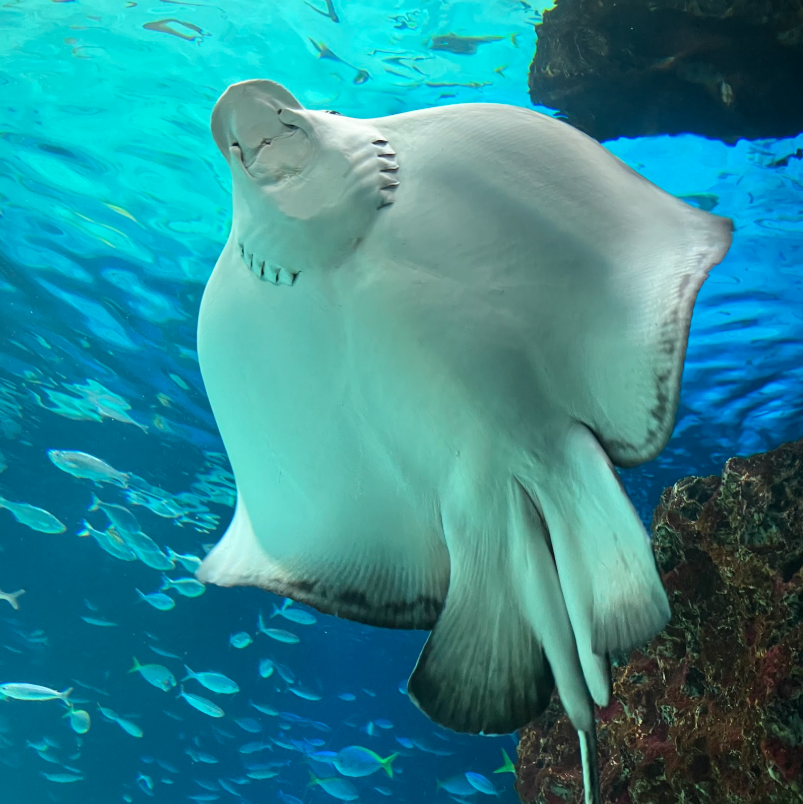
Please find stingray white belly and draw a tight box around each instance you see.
[195,79,733,804]
[197,232,451,629]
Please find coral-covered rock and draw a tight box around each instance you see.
[516,438,803,804]
[528,0,803,142]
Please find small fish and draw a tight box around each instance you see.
[307,39,369,84]
[258,658,274,679]
[89,497,174,569]
[304,0,339,23]
[165,547,202,572]
[98,704,120,720]
[425,80,492,90]
[97,705,143,737]
[137,772,154,794]
[0,588,24,610]
[338,692,356,701]
[229,631,252,649]
[260,627,300,644]
[129,657,176,691]
[466,771,498,795]
[249,700,278,716]
[14,627,48,647]
[333,746,399,778]
[41,771,83,783]
[279,711,307,723]
[87,493,141,533]
[160,574,205,598]
[218,779,242,796]
[182,666,239,694]
[47,449,129,487]
[65,707,91,734]
[308,772,359,801]
[247,768,279,780]
[33,748,61,764]
[239,740,272,754]
[78,521,136,562]
[269,661,294,684]
[186,748,219,764]
[136,589,175,611]
[0,683,72,703]
[409,737,455,756]
[0,497,66,533]
[234,717,262,733]
[428,32,517,55]
[288,685,322,702]
[257,611,300,643]
[127,541,174,571]
[177,685,225,718]
[493,747,516,774]
[81,615,118,627]
[126,488,183,520]
[115,717,144,738]
[149,644,182,660]
[271,599,317,625]
[437,774,481,797]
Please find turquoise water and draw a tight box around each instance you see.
[0,1,802,802]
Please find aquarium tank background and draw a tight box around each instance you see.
[0,1,802,803]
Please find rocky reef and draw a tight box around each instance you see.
[528,0,803,141]
[516,438,803,803]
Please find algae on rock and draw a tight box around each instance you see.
[516,438,803,804]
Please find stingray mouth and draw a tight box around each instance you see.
[230,142,269,176]
[229,122,300,177]
[231,141,265,172]
[231,135,285,170]
[237,241,298,286]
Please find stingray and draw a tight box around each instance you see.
[196,79,732,803]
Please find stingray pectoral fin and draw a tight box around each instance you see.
[537,423,671,706]
[407,569,553,736]
[196,494,274,588]
[578,205,732,468]
[408,480,591,736]
[197,493,449,630]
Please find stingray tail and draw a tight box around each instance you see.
[535,421,671,707]
[579,726,601,804]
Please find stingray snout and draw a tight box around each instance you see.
[211,79,304,166]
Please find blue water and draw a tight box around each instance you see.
[1,0,802,802]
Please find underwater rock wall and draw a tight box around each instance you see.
[529,0,803,141]
[516,438,803,803]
